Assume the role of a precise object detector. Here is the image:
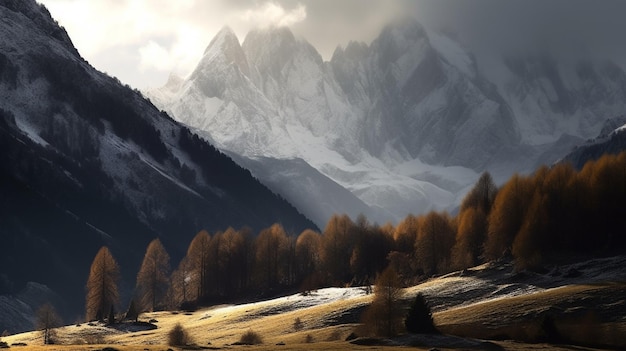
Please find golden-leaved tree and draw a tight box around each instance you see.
[255,223,289,290]
[452,206,487,269]
[85,246,120,321]
[136,238,171,312]
[485,174,534,260]
[415,211,455,275]
[360,266,404,337]
[186,230,211,301]
[320,214,356,284]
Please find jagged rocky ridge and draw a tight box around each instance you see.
[150,19,626,226]
[561,116,626,168]
[0,0,315,332]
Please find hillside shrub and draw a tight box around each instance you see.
[168,323,191,346]
[293,317,303,331]
[305,334,314,343]
[239,330,263,345]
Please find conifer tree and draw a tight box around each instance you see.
[85,246,120,321]
[361,266,403,337]
[186,230,211,301]
[320,214,356,284]
[255,223,288,290]
[295,229,321,284]
[136,238,171,312]
[415,211,455,275]
[452,207,487,269]
[460,171,498,214]
[485,174,533,260]
[405,293,437,334]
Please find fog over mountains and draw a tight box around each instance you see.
[149,18,626,227]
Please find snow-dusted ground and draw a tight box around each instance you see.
[201,287,370,320]
[194,255,626,323]
[415,255,626,308]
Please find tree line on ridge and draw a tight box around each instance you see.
[84,151,626,321]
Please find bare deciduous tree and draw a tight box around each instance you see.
[36,303,62,344]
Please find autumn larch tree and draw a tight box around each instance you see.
[389,215,420,282]
[586,153,626,250]
[136,238,171,312]
[415,211,455,276]
[361,266,404,337]
[350,216,393,284]
[452,172,497,269]
[255,223,288,291]
[485,174,534,260]
[217,227,246,296]
[85,246,120,321]
[512,191,548,270]
[207,230,223,297]
[452,207,487,269]
[186,230,211,302]
[169,256,192,308]
[393,214,419,253]
[320,214,356,284]
[295,229,321,289]
[36,303,62,344]
[460,171,498,214]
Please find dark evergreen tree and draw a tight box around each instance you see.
[404,293,437,334]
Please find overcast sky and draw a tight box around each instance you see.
[39,0,626,90]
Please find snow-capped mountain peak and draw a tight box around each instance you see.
[198,25,249,76]
[149,17,626,227]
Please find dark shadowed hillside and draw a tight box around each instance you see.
[0,0,315,332]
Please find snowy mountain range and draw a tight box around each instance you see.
[149,18,626,227]
[0,0,313,331]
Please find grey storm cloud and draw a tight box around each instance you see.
[413,0,626,59]
[39,0,626,89]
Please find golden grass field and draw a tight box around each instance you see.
[3,259,625,351]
